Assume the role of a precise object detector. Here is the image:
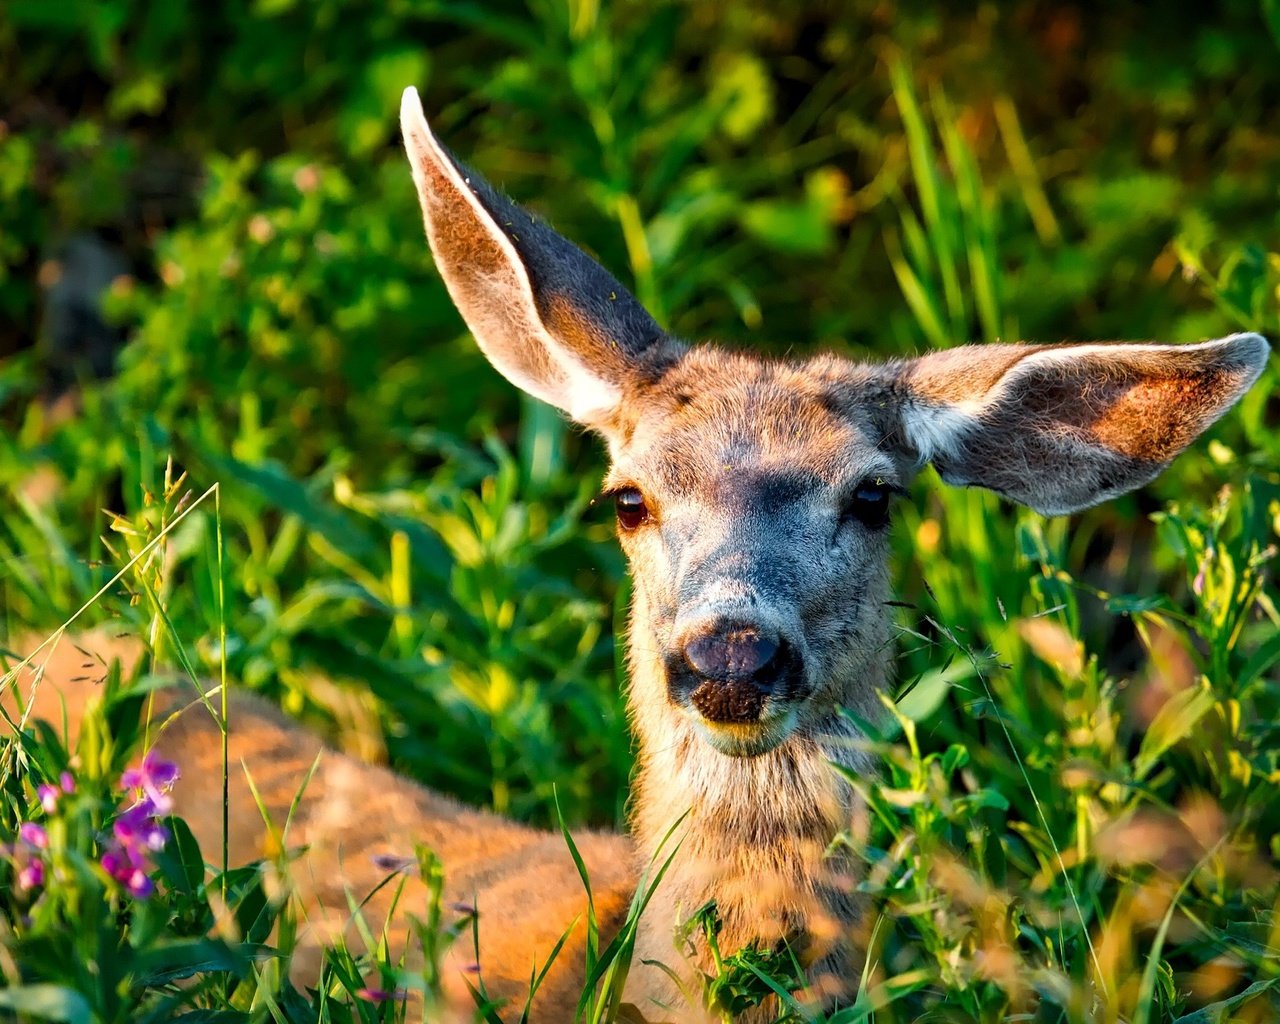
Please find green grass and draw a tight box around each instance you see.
[1,2,1280,1021]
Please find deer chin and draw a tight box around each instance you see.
[692,706,798,757]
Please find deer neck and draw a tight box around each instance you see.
[624,586,884,987]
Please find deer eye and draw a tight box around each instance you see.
[843,479,893,529]
[614,487,651,531]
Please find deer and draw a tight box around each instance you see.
[3,85,1269,1022]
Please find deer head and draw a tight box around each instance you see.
[400,88,1269,764]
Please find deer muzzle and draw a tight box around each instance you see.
[673,624,797,724]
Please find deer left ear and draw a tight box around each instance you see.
[889,333,1270,515]
[400,87,676,427]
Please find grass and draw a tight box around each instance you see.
[1,2,1280,1021]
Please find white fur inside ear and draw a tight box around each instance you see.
[901,398,983,469]
[559,361,623,422]
[399,87,621,424]
[902,332,1270,467]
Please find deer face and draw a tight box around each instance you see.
[601,350,906,755]
[400,88,1270,758]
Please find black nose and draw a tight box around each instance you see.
[683,627,779,683]
[675,625,792,724]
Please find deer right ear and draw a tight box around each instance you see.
[889,334,1269,515]
[400,87,676,427]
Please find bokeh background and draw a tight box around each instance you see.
[1,2,1279,1019]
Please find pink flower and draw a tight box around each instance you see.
[37,785,59,814]
[59,771,75,795]
[120,752,179,815]
[17,860,43,891]
[18,823,47,851]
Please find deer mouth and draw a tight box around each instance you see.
[693,708,799,757]
[673,674,801,755]
[689,677,768,723]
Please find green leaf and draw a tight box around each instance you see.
[1239,628,1280,689]
[0,986,92,1024]
[1134,683,1217,779]
[941,744,969,776]
[134,939,256,985]
[967,788,1010,811]
[1105,593,1174,615]
[896,658,977,724]
[1257,0,1280,47]
[193,450,377,561]
[153,814,205,893]
[709,53,774,141]
[1171,978,1280,1023]
[342,48,431,155]
[739,198,834,255]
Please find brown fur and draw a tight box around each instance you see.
[1,630,634,1020]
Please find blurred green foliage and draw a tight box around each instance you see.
[0,0,1279,1020]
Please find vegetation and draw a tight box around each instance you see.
[1,1,1278,1020]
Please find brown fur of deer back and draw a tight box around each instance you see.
[1,629,638,1020]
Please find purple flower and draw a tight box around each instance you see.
[356,987,406,1003]
[101,791,168,901]
[101,845,154,899]
[59,772,75,795]
[100,847,131,880]
[17,860,43,891]
[120,751,180,814]
[37,785,59,814]
[18,823,47,851]
[114,802,169,853]
[125,868,154,899]
[370,852,417,875]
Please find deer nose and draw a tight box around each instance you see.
[676,624,791,725]
[683,627,780,684]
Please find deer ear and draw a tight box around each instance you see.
[400,87,674,426]
[892,334,1270,515]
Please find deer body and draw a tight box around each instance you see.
[3,89,1269,1022]
[5,635,637,1018]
